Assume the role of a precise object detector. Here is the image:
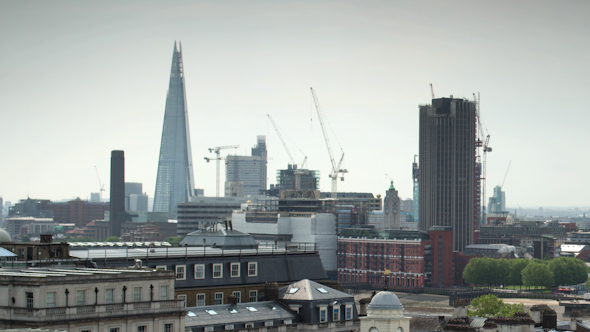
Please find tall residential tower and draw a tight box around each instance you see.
[418,97,478,251]
[153,42,196,219]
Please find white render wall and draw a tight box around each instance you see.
[232,212,337,271]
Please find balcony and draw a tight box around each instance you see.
[0,300,184,323]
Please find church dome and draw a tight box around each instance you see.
[368,291,404,310]
[0,229,12,243]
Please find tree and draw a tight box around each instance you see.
[468,294,525,318]
[495,259,511,286]
[508,259,529,286]
[20,235,30,242]
[165,236,181,245]
[522,261,554,288]
[549,257,588,287]
[104,236,121,242]
[463,257,503,287]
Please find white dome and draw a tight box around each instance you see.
[368,291,404,310]
[0,229,12,243]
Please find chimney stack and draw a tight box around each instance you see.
[110,150,125,237]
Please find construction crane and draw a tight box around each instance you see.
[94,166,105,202]
[310,87,348,199]
[474,92,492,226]
[205,145,239,197]
[267,114,309,190]
[500,160,512,188]
[430,83,435,99]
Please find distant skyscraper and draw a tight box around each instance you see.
[225,136,267,196]
[418,97,477,251]
[488,185,506,213]
[125,182,148,212]
[153,42,196,219]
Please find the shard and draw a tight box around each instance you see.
[153,42,196,219]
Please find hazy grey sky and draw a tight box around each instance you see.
[1,0,589,208]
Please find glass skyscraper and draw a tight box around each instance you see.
[153,42,196,219]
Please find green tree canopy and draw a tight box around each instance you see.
[104,236,121,242]
[508,259,530,286]
[468,294,525,318]
[495,259,511,285]
[549,257,588,287]
[463,257,506,286]
[165,236,182,245]
[522,261,554,288]
[20,234,30,242]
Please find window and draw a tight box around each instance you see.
[160,285,168,300]
[197,293,206,306]
[177,294,187,307]
[205,327,214,332]
[289,305,300,314]
[133,287,142,302]
[156,265,167,270]
[265,321,273,327]
[232,291,241,303]
[194,264,205,279]
[345,304,353,320]
[215,292,223,305]
[248,262,257,276]
[137,326,146,332]
[175,265,186,280]
[109,328,120,332]
[77,290,86,306]
[225,324,234,330]
[164,323,173,332]
[81,330,91,332]
[46,292,56,308]
[249,290,258,302]
[319,307,327,322]
[333,307,340,321]
[245,323,254,328]
[106,288,114,304]
[213,264,222,278]
[25,292,34,309]
[230,263,240,277]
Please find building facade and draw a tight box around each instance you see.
[383,181,401,229]
[126,182,149,212]
[177,197,249,236]
[0,267,185,331]
[418,97,477,251]
[225,136,267,196]
[47,199,109,228]
[153,42,197,219]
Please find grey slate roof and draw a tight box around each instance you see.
[279,279,353,301]
[185,301,295,327]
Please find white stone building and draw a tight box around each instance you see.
[0,267,185,332]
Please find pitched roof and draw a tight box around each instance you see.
[185,301,295,327]
[279,279,353,301]
[410,316,443,332]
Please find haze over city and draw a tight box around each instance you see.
[1,1,589,208]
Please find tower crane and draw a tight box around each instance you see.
[205,145,239,197]
[94,166,105,202]
[267,114,309,190]
[310,87,348,199]
[474,92,492,226]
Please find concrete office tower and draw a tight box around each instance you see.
[153,42,196,219]
[125,182,149,212]
[110,150,125,237]
[418,97,477,251]
[225,136,267,196]
[384,181,401,229]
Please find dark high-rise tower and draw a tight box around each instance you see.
[153,42,196,219]
[418,97,477,251]
[110,150,125,237]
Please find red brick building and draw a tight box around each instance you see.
[47,199,109,228]
[337,226,455,288]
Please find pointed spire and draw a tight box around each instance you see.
[389,181,395,190]
[179,41,182,54]
[174,40,177,52]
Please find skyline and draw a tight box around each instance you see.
[1,1,590,208]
